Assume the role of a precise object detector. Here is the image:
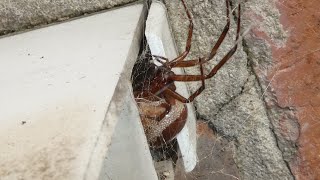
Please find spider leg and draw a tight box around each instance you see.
[164,61,205,103]
[168,4,241,82]
[168,0,232,69]
[170,57,204,68]
[152,55,170,66]
[152,55,169,63]
[145,54,168,63]
[166,0,193,64]
[205,0,232,62]
[154,58,166,65]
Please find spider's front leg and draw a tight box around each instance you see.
[169,0,194,63]
[167,0,232,69]
[164,60,205,103]
[163,2,241,102]
[167,3,241,82]
[148,0,194,67]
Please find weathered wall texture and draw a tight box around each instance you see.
[243,0,320,179]
[163,0,319,179]
[0,0,137,35]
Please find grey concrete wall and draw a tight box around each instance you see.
[163,0,293,179]
[0,0,138,35]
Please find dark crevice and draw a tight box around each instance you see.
[269,126,296,180]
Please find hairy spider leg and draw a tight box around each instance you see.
[152,55,168,61]
[144,54,169,65]
[164,4,241,103]
[153,55,169,65]
[170,4,241,82]
[148,0,194,66]
[164,59,205,103]
[167,0,194,63]
[168,0,231,68]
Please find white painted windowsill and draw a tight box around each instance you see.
[0,3,157,180]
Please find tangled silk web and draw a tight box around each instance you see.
[130,0,296,178]
[131,40,240,180]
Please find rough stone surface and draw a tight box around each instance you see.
[241,0,299,164]
[0,0,137,35]
[163,0,293,179]
[215,74,292,179]
[243,0,320,179]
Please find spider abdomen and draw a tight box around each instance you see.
[136,98,187,147]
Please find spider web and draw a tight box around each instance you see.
[131,36,240,180]
[130,0,242,179]
[130,0,291,179]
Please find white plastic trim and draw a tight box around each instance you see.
[145,1,197,172]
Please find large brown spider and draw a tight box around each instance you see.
[132,0,241,147]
